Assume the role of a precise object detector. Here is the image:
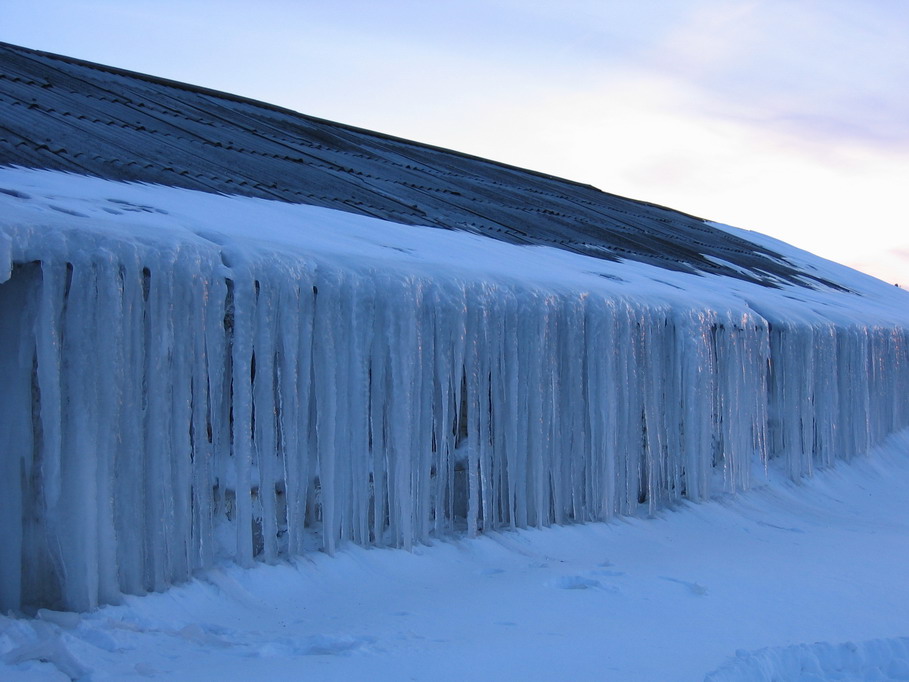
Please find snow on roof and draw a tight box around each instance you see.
[1,167,906,328]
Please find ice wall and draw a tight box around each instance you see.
[1,176,908,613]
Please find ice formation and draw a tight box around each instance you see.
[1,169,908,613]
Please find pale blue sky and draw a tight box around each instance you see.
[3,0,907,283]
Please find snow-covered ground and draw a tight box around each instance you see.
[3,431,909,681]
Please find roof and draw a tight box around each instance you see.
[0,41,838,289]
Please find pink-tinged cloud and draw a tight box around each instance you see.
[626,1,909,151]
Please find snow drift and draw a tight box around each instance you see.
[1,168,908,613]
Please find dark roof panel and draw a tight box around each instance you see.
[0,41,838,289]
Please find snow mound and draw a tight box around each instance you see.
[706,638,909,681]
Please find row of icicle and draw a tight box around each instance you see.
[1,238,907,612]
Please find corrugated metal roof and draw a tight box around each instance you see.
[0,41,838,289]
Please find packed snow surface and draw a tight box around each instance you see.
[2,432,909,681]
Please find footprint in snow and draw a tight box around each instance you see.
[660,576,708,596]
[299,634,375,656]
[135,662,163,677]
[254,634,375,657]
[548,575,618,592]
[757,520,805,533]
[177,623,233,648]
[107,198,168,214]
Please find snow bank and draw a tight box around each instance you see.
[706,638,909,681]
[1,168,908,612]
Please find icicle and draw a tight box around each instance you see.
[0,262,38,612]
[229,270,256,566]
[113,252,147,596]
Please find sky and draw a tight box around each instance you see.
[2,0,907,284]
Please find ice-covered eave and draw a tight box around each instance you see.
[2,167,907,330]
[3,167,909,612]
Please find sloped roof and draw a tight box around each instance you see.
[0,41,836,289]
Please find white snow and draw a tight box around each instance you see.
[1,167,909,679]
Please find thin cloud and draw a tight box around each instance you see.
[637,0,909,151]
